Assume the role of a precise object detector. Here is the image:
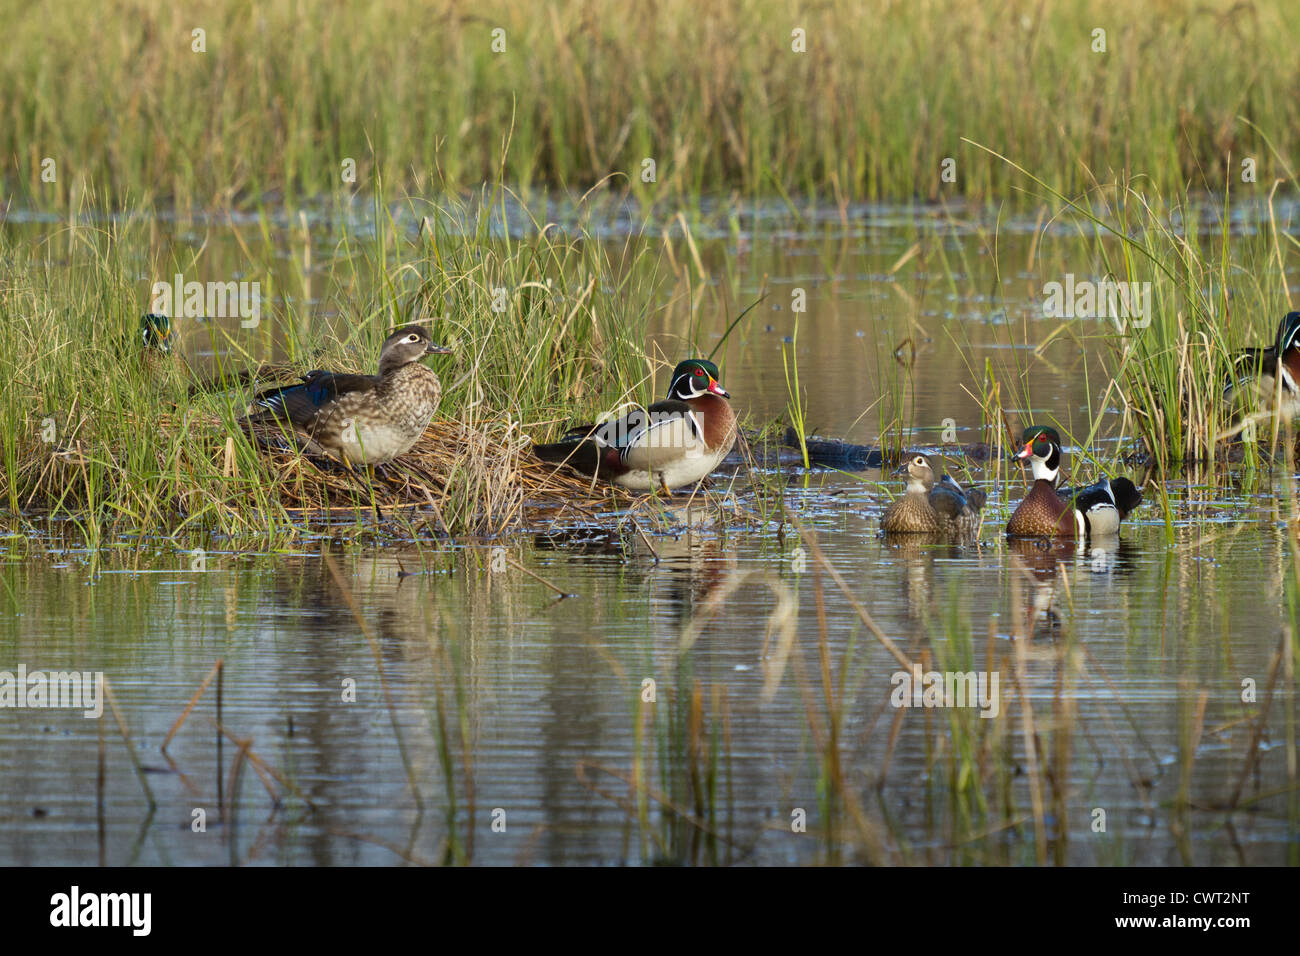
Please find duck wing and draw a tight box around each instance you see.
[1227,346,1276,392]
[615,399,701,470]
[247,371,381,427]
[934,473,986,513]
[927,483,967,521]
[1070,476,1141,534]
[962,487,987,511]
[533,399,704,480]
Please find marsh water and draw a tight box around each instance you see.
[2,198,1298,865]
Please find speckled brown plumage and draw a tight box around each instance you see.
[243,325,452,466]
[882,490,944,533]
[880,454,984,536]
[1005,480,1077,537]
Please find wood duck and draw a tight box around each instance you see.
[1005,426,1142,537]
[880,453,985,535]
[1226,310,1300,421]
[136,312,326,396]
[134,314,182,378]
[243,324,452,466]
[533,359,737,493]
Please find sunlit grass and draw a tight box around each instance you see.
[0,184,665,536]
[3,0,1299,209]
[950,139,1299,492]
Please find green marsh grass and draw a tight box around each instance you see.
[4,1,1300,209]
[780,313,810,470]
[944,143,1300,518]
[0,186,678,536]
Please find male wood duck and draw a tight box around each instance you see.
[880,453,985,535]
[134,313,181,378]
[136,312,322,395]
[1226,310,1300,421]
[1005,426,1142,537]
[533,359,737,493]
[243,324,452,466]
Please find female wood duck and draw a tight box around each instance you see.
[880,453,985,535]
[533,359,737,493]
[243,325,452,466]
[1226,310,1300,420]
[1006,426,1142,537]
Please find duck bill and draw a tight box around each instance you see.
[707,378,730,398]
[426,344,453,354]
[1012,440,1034,462]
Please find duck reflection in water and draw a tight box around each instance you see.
[881,532,969,621]
[1006,535,1140,639]
[1007,537,1076,640]
[533,526,734,629]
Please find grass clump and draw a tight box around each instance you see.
[0,188,669,536]
[956,140,1299,474]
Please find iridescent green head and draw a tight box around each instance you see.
[1277,311,1300,355]
[1016,426,1061,459]
[1013,425,1063,483]
[667,359,729,401]
[140,314,173,353]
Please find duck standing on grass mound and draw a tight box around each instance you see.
[533,359,737,494]
[1005,426,1142,538]
[242,324,453,468]
[1225,310,1300,423]
[881,453,985,535]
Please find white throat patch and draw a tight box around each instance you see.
[1030,456,1058,484]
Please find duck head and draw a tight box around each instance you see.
[1276,311,1300,357]
[893,453,936,493]
[1109,476,1144,518]
[378,324,453,375]
[667,359,730,401]
[140,313,173,353]
[1013,426,1062,485]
